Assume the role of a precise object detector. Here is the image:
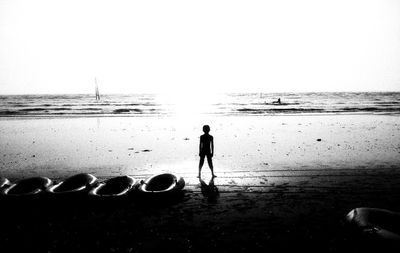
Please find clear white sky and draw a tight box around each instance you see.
[0,0,399,94]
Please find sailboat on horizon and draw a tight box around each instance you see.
[95,77,100,101]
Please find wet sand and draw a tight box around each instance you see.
[0,114,400,252]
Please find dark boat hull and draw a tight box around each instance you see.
[1,177,52,196]
[47,173,97,198]
[89,176,137,199]
[137,173,185,200]
[1,177,52,205]
[346,207,400,251]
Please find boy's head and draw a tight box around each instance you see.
[202,125,210,133]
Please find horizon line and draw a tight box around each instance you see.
[1,90,400,96]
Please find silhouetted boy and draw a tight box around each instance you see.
[198,125,216,178]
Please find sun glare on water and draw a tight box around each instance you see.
[156,91,222,119]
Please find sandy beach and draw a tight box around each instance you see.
[0,114,400,252]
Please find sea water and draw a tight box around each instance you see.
[0,92,399,117]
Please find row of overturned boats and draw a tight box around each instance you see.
[0,173,185,203]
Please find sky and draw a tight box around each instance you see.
[0,0,399,94]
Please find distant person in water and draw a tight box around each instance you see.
[198,125,216,178]
[272,98,281,104]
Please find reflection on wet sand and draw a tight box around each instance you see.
[199,177,219,202]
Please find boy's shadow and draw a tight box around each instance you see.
[199,177,219,202]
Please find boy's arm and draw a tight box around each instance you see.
[211,137,214,156]
[199,137,202,156]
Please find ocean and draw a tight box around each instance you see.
[0,92,399,117]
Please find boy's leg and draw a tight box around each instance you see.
[206,155,216,177]
[198,156,205,178]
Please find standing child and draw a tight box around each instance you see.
[198,125,216,178]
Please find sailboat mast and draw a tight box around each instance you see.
[95,78,100,100]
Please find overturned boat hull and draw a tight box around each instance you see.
[138,173,185,199]
[1,177,52,199]
[47,173,97,197]
[89,176,137,199]
[346,207,400,251]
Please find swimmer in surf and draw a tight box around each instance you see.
[198,125,216,178]
[272,98,282,104]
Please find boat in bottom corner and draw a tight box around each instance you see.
[138,173,185,197]
[346,207,400,246]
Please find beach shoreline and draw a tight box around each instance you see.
[1,114,399,178]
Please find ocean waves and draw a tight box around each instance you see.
[0,92,399,117]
